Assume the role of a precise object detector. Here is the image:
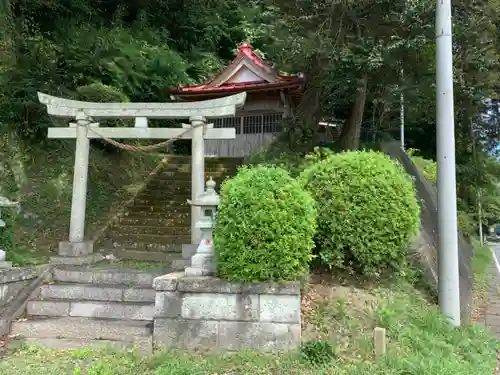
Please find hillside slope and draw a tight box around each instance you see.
[0,135,161,265]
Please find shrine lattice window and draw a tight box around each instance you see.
[213,112,283,134]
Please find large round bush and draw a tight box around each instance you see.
[214,165,317,282]
[300,150,420,276]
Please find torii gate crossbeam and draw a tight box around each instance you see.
[38,92,246,265]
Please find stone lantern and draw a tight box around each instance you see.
[185,177,220,277]
[0,195,19,269]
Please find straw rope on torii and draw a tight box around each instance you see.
[85,120,211,152]
[37,91,246,264]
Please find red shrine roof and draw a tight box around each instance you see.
[170,43,304,99]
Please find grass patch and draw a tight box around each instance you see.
[1,272,496,375]
[407,149,436,184]
[470,238,493,323]
[472,238,493,292]
[0,139,162,266]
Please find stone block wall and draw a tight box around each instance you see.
[0,266,49,335]
[153,272,301,351]
[0,267,42,310]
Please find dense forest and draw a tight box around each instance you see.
[1,0,500,238]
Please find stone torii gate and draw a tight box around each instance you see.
[37,92,246,264]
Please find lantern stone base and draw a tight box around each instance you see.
[181,244,198,260]
[153,272,302,351]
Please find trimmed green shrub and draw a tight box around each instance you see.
[214,165,317,282]
[299,146,336,172]
[300,150,420,276]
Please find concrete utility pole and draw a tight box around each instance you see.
[436,0,461,326]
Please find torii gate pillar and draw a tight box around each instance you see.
[38,91,246,265]
[56,112,96,264]
[69,113,91,244]
[189,116,206,244]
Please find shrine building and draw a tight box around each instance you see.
[169,42,305,157]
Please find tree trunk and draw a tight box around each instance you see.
[296,53,328,124]
[339,74,368,150]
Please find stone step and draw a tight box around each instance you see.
[40,283,156,303]
[153,165,187,172]
[109,225,190,236]
[158,161,239,167]
[126,205,190,213]
[150,175,236,184]
[99,238,184,252]
[127,206,191,214]
[171,258,190,271]
[53,267,165,286]
[101,248,184,263]
[119,215,190,224]
[27,299,154,320]
[105,233,191,244]
[122,210,191,217]
[138,183,228,192]
[136,185,191,194]
[12,316,152,339]
[157,156,242,165]
[142,185,191,193]
[132,192,191,201]
[13,337,152,353]
[11,316,152,352]
[146,177,234,186]
[146,179,192,185]
[131,195,191,207]
[130,198,190,207]
[118,217,190,227]
[154,170,237,179]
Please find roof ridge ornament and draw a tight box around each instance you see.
[239,42,253,51]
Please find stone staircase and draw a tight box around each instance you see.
[10,265,163,351]
[9,157,243,351]
[97,156,242,266]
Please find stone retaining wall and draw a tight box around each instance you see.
[153,272,301,351]
[0,265,50,335]
[0,267,42,310]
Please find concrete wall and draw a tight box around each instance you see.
[380,141,473,322]
[153,272,301,351]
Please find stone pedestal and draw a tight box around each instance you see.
[184,239,215,277]
[50,241,103,265]
[181,244,197,260]
[153,273,302,351]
